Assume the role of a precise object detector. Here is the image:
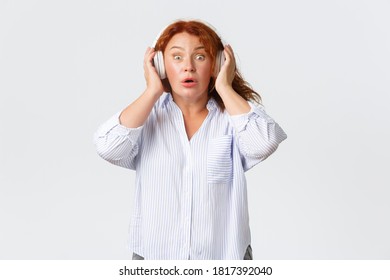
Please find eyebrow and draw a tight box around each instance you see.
[169,46,205,51]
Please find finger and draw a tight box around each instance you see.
[144,48,156,68]
[143,48,161,80]
[144,47,154,61]
[224,45,235,62]
[221,48,235,74]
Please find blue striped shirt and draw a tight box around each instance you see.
[94,93,287,259]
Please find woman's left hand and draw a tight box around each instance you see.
[215,44,236,93]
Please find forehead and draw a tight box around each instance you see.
[166,32,203,49]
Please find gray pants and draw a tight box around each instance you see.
[132,245,253,260]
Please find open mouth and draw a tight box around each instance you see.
[181,78,197,87]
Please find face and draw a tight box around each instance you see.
[164,32,212,102]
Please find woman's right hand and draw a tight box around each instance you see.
[144,47,164,97]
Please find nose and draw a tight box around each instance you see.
[184,59,195,72]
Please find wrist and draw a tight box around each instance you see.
[144,87,163,100]
[216,84,234,97]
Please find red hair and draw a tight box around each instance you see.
[155,20,261,109]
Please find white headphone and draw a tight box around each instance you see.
[153,50,167,79]
[152,20,226,80]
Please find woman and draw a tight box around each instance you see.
[94,19,287,260]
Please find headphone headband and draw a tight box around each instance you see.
[152,18,225,48]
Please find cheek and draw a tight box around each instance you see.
[199,63,212,79]
[164,61,179,78]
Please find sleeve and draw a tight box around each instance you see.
[93,111,143,170]
[229,102,287,172]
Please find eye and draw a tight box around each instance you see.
[195,54,206,61]
[173,55,182,60]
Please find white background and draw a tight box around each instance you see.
[1,0,389,259]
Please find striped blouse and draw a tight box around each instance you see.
[94,93,287,259]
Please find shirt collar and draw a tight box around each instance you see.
[206,97,218,111]
[160,92,172,108]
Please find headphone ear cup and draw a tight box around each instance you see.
[153,51,166,79]
[214,50,225,77]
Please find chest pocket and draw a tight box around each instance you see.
[207,135,233,184]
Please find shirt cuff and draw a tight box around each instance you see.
[229,102,272,132]
[98,111,144,138]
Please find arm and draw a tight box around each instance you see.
[94,47,164,169]
[119,47,164,128]
[214,44,251,116]
[216,45,287,171]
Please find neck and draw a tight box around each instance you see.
[171,92,209,116]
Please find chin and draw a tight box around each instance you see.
[173,88,208,99]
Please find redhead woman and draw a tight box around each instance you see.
[94,19,287,260]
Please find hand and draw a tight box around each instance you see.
[144,47,164,97]
[215,44,236,94]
